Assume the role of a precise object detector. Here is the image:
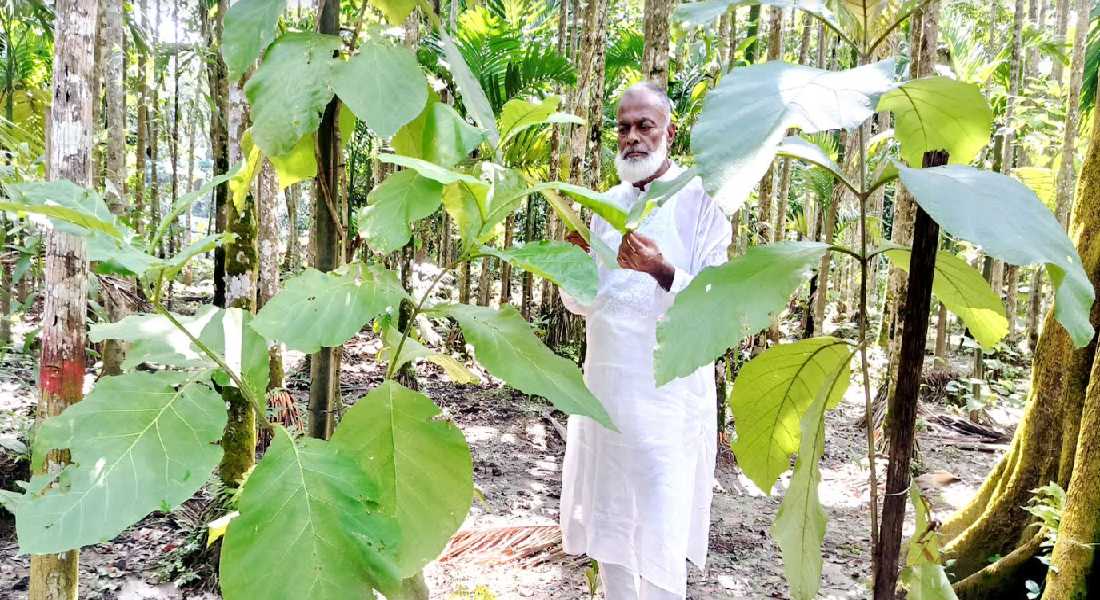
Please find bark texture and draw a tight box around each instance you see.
[641,0,672,89]
[30,0,98,597]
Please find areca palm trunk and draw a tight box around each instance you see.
[641,0,672,88]
[30,1,98,597]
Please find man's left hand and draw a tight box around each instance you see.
[618,231,675,290]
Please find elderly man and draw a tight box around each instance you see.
[559,82,732,600]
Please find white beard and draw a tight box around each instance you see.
[614,136,668,184]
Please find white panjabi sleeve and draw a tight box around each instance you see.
[559,215,604,317]
[653,181,732,313]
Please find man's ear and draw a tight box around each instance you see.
[667,122,677,145]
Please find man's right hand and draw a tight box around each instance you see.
[565,230,590,253]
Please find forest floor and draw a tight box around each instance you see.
[0,282,1021,600]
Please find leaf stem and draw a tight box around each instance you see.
[385,260,455,380]
[150,276,273,431]
[857,121,881,581]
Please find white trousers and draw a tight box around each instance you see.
[600,562,684,600]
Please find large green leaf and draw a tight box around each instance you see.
[775,136,853,191]
[877,77,993,168]
[692,59,896,213]
[332,381,473,575]
[1012,166,1056,211]
[654,242,830,385]
[730,337,853,492]
[440,33,500,148]
[244,32,341,157]
[378,324,480,384]
[13,372,224,554]
[885,249,1007,350]
[229,130,263,212]
[222,0,287,79]
[624,168,700,230]
[540,188,620,269]
[333,40,427,138]
[498,96,561,149]
[435,304,614,430]
[220,428,402,600]
[772,385,830,600]
[3,180,120,238]
[392,99,485,168]
[898,165,1095,347]
[479,241,598,304]
[899,485,959,600]
[833,0,927,52]
[251,262,408,353]
[358,170,443,254]
[89,306,223,370]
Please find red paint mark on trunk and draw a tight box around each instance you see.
[39,357,85,404]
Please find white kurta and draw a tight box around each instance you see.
[559,164,732,597]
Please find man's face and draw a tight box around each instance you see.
[616,91,674,160]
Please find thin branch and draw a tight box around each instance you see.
[385,260,454,379]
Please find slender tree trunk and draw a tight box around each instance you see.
[934,301,949,364]
[1054,0,1088,228]
[477,256,492,306]
[134,0,148,234]
[283,184,301,270]
[204,0,230,307]
[1052,0,1070,82]
[98,0,127,375]
[745,5,761,63]
[641,0,672,89]
[30,1,98,597]
[500,213,514,305]
[308,0,344,440]
[1026,268,1043,351]
[873,151,948,600]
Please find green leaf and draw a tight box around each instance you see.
[435,304,615,430]
[392,98,485,168]
[776,136,854,191]
[884,250,1007,350]
[899,485,959,600]
[833,0,926,52]
[333,40,427,138]
[222,0,287,80]
[479,241,598,304]
[13,372,224,554]
[251,262,408,353]
[379,153,485,186]
[442,180,489,250]
[331,381,473,575]
[358,170,443,254]
[269,132,317,189]
[440,33,500,149]
[730,337,853,492]
[654,242,830,385]
[878,77,993,168]
[89,306,222,370]
[367,0,417,25]
[539,188,619,270]
[220,428,402,600]
[772,384,830,600]
[498,96,561,149]
[898,164,1095,348]
[244,32,341,157]
[3,180,120,238]
[378,324,480,384]
[692,59,896,213]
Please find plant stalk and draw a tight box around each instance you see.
[386,262,453,379]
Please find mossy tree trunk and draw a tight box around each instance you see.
[945,22,1100,594]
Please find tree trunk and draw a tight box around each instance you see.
[500,213,514,305]
[477,256,492,306]
[1052,0,1070,82]
[935,301,949,364]
[99,0,127,376]
[745,5,761,63]
[1026,268,1043,351]
[308,0,344,440]
[134,0,148,235]
[30,1,98,597]
[873,151,947,600]
[1054,0,1088,229]
[641,0,672,88]
[283,184,301,270]
[206,0,230,308]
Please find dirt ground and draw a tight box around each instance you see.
[0,299,1012,600]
